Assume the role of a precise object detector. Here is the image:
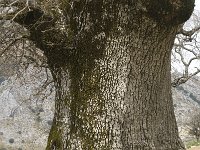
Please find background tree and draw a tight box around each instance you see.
[0,0,196,149]
[188,111,200,142]
[172,11,200,87]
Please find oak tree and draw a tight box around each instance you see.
[0,0,196,149]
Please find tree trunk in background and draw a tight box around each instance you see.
[12,0,195,149]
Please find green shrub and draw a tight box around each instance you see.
[185,139,200,149]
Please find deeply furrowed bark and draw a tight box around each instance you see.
[11,0,195,149]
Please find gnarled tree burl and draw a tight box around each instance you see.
[11,0,194,149]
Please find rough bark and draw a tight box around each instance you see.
[121,20,184,150]
[10,0,195,149]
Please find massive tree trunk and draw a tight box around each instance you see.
[11,0,195,149]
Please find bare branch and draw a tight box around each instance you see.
[0,35,28,56]
[177,25,200,37]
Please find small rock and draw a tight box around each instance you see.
[9,138,14,143]
[0,76,5,84]
[39,108,44,112]
[36,116,42,122]
[47,120,53,126]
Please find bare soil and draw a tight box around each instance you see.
[188,146,200,150]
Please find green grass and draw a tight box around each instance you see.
[186,139,200,149]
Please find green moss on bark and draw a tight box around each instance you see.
[46,122,63,150]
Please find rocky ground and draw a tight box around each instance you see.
[0,67,54,150]
[172,73,200,142]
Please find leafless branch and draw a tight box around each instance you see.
[177,25,200,37]
[0,35,28,56]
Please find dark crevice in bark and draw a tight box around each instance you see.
[13,7,74,67]
[142,0,195,25]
